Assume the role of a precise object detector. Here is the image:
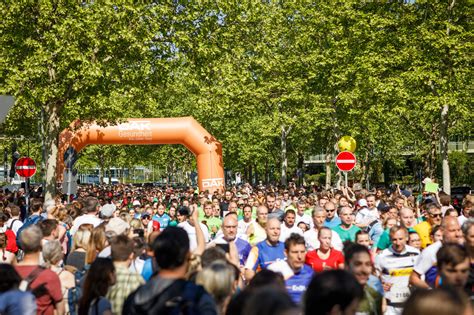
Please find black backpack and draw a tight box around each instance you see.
[125,280,206,315]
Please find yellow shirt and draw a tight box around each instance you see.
[414,221,432,249]
[248,221,267,246]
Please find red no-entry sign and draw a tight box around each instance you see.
[15,157,37,178]
[335,151,356,172]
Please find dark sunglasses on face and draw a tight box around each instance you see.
[325,209,335,212]
[430,213,442,218]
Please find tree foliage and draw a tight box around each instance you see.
[1,0,472,194]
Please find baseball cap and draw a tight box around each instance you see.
[358,199,368,208]
[100,204,116,218]
[132,200,141,207]
[105,217,130,235]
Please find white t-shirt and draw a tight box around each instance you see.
[6,217,23,235]
[279,224,304,243]
[70,214,102,235]
[268,259,294,280]
[304,228,343,251]
[295,213,312,228]
[355,207,379,226]
[458,215,468,227]
[178,221,210,251]
[413,240,442,286]
[238,219,254,237]
[374,245,420,303]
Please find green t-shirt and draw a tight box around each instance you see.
[332,225,361,242]
[357,285,383,315]
[201,216,222,234]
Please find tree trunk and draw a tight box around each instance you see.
[297,153,304,187]
[44,102,61,202]
[325,153,332,190]
[429,125,437,178]
[248,163,253,185]
[440,104,450,194]
[281,125,288,186]
[265,160,269,184]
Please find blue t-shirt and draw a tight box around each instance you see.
[141,257,154,281]
[89,297,112,315]
[324,216,341,229]
[235,238,252,266]
[286,264,314,304]
[152,213,171,230]
[247,240,285,271]
[0,290,36,315]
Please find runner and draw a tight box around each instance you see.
[374,226,419,315]
[268,233,313,304]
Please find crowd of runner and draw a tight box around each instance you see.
[0,182,472,315]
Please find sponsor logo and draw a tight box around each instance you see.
[289,285,307,292]
[202,178,224,188]
[389,267,413,277]
[118,121,152,140]
[118,121,152,131]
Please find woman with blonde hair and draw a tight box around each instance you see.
[43,240,75,313]
[196,260,238,315]
[66,228,91,271]
[86,224,108,265]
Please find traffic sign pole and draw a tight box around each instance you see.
[335,151,356,188]
[15,157,37,216]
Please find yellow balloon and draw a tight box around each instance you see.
[338,136,357,152]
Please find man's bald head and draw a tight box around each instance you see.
[442,216,464,245]
[223,214,238,226]
[265,217,281,244]
[222,214,238,241]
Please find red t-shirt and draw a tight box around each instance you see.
[305,249,344,272]
[15,265,63,315]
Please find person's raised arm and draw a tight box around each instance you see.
[192,204,205,256]
[346,186,356,203]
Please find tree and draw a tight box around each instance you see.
[0,2,177,199]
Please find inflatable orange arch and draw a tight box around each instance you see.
[57,117,225,193]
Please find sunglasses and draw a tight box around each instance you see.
[325,209,336,212]
[429,213,442,218]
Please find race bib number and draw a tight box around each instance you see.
[390,286,411,303]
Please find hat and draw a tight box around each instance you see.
[152,220,161,231]
[100,204,116,218]
[106,217,130,235]
[358,199,368,208]
[132,200,141,207]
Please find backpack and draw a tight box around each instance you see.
[18,266,49,298]
[67,265,89,315]
[16,214,44,249]
[127,280,206,315]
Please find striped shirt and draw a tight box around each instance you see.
[374,245,420,305]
